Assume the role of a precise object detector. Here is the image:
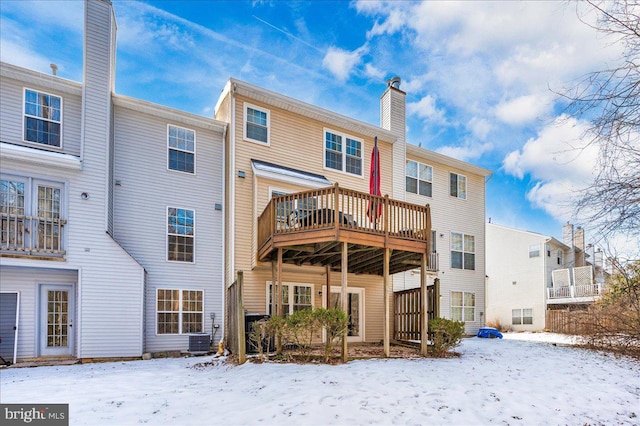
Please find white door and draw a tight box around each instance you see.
[323,286,365,342]
[40,284,74,357]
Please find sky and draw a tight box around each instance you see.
[1,333,638,425]
[0,0,633,251]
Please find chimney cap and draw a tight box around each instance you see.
[50,64,58,76]
[386,76,401,89]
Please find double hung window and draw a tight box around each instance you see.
[167,207,195,262]
[324,129,363,176]
[168,125,195,173]
[451,291,475,322]
[449,173,467,199]
[451,232,475,270]
[24,89,62,147]
[512,308,533,325]
[406,160,433,197]
[244,103,269,144]
[267,282,313,315]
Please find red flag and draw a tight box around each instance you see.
[367,137,382,222]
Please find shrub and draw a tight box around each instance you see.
[266,315,287,356]
[286,308,319,360]
[314,307,349,362]
[428,318,464,357]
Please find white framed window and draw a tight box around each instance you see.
[266,282,314,315]
[546,244,551,257]
[451,291,475,322]
[167,207,195,262]
[167,125,195,173]
[451,232,475,270]
[449,172,467,200]
[529,244,540,258]
[324,128,363,177]
[406,160,433,197]
[156,289,204,334]
[557,250,563,265]
[512,308,533,325]
[270,188,317,227]
[24,88,62,147]
[244,102,270,145]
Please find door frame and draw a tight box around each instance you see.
[38,283,75,357]
[0,291,20,364]
[322,286,365,343]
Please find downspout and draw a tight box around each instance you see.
[220,123,227,341]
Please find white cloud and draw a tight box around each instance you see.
[467,117,492,140]
[502,115,597,221]
[364,63,385,80]
[0,39,52,74]
[436,141,493,162]
[322,46,366,81]
[407,94,446,124]
[495,93,553,125]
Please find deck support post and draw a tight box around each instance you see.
[271,260,277,316]
[276,248,283,317]
[420,252,428,356]
[341,241,348,363]
[383,247,391,357]
[325,266,331,309]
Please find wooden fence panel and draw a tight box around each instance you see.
[225,271,245,363]
[393,286,435,342]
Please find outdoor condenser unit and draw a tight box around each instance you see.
[188,333,210,353]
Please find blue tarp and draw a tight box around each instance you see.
[477,327,503,339]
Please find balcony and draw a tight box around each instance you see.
[1,213,66,260]
[547,266,603,304]
[257,184,436,275]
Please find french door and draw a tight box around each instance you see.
[323,286,364,342]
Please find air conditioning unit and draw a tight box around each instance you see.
[189,333,210,353]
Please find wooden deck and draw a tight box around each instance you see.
[257,184,436,276]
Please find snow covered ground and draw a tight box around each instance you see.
[1,333,638,425]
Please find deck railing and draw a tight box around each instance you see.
[547,283,604,300]
[1,213,66,257]
[258,183,431,251]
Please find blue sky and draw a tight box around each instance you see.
[0,1,625,245]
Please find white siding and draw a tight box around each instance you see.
[0,65,83,157]
[485,224,547,331]
[0,266,78,360]
[113,104,225,352]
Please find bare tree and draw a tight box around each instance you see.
[560,0,640,244]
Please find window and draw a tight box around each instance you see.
[451,291,475,322]
[406,160,433,197]
[449,173,467,199]
[529,244,540,258]
[1,177,63,251]
[451,232,475,270]
[546,244,551,257]
[167,207,194,262]
[270,190,317,228]
[168,125,195,173]
[512,308,533,325]
[557,250,563,265]
[24,89,62,147]
[244,103,269,144]
[156,289,203,334]
[324,129,363,176]
[267,282,313,315]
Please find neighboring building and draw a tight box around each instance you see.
[0,0,225,363]
[214,75,491,339]
[486,222,607,331]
